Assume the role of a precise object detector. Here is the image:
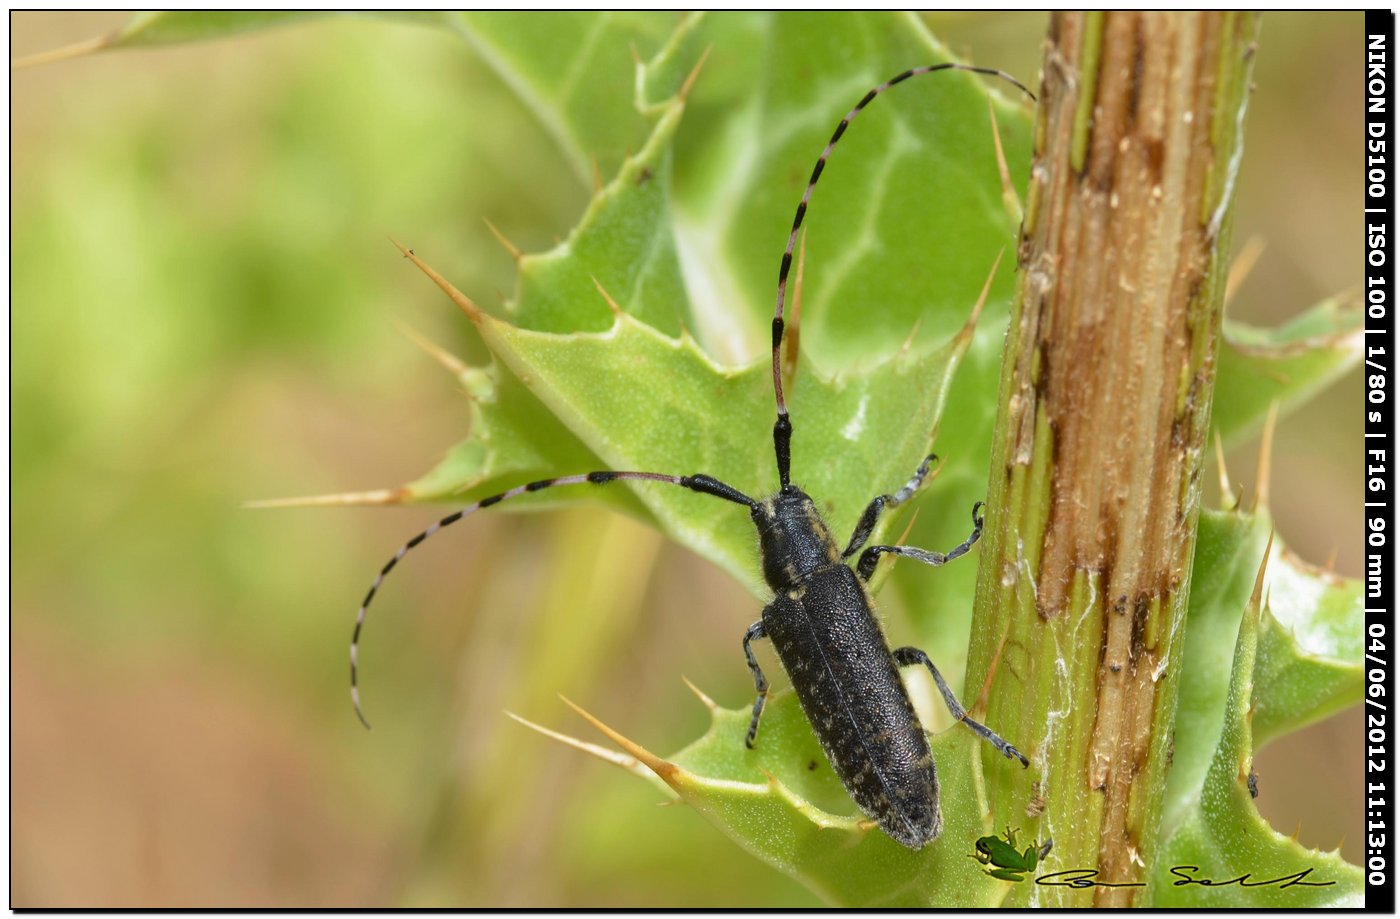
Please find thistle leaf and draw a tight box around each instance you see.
[389,12,1034,596]
[1213,293,1363,446]
[1252,546,1364,747]
[1151,538,1363,906]
[528,687,1030,908]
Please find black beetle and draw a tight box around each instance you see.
[350,62,1035,849]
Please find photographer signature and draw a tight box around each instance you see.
[1033,867,1334,889]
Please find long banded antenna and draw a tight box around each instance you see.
[350,470,754,728]
[768,62,1035,488]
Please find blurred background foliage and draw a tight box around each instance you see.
[12,11,1363,907]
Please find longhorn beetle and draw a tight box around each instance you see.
[351,62,1036,850]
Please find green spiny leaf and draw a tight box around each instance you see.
[397,12,1031,599]
[399,351,621,510]
[455,302,977,597]
[1161,508,1272,839]
[527,687,1029,908]
[111,11,351,47]
[1151,540,1363,906]
[441,11,684,183]
[508,96,692,337]
[1213,293,1362,446]
[1163,508,1364,837]
[1252,547,1364,746]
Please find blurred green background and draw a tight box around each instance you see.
[11,11,1364,907]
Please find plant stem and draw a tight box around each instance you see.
[966,11,1260,907]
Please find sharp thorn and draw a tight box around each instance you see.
[558,694,678,783]
[483,219,523,264]
[389,237,484,324]
[680,675,717,712]
[1249,530,1276,615]
[1224,235,1267,308]
[894,508,920,549]
[898,317,924,360]
[1213,430,1236,510]
[678,44,713,102]
[392,318,470,379]
[12,33,111,70]
[244,488,406,509]
[592,276,625,319]
[954,247,1005,351]
[506,710,652,779]
[987,97,1023,225]
[1252,400,1279,513]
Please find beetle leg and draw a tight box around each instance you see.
[892,645,1029,767]
[841,454,937,558]
[855,501,984,580]
[742,620,770,749]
